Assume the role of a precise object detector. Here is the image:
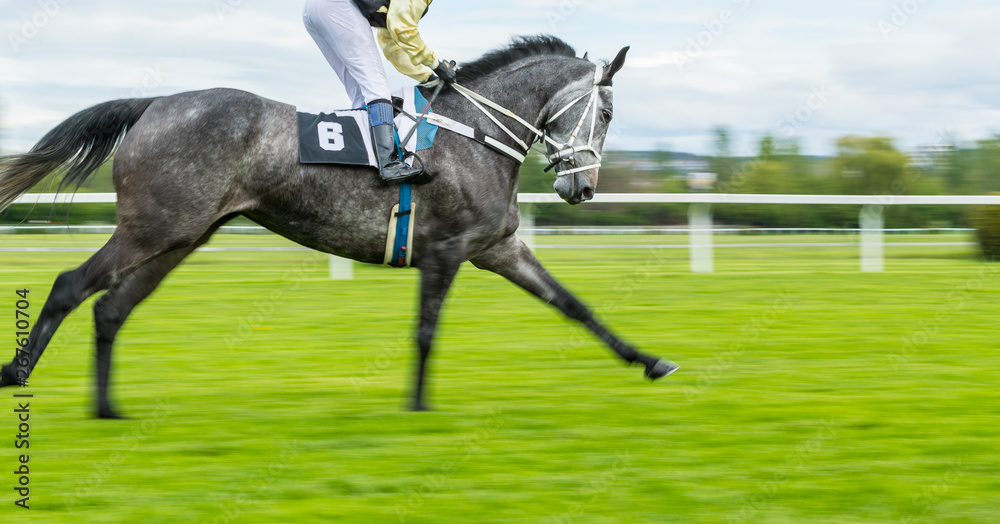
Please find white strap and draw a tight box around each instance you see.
[546,89,593,125]
[453,83,568,153]
[417,111,527,163]
[556,163,601,177]
[484,137,527,164]
[453,84,546,140]
[567,90,597,146]
[424,113,475,139]
[453,85,530,151]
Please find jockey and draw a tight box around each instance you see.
[303,0,457,183]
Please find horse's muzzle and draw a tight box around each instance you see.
[565,187,594,205]
[554,172,597,205]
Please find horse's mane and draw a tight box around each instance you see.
[456,35,578,83]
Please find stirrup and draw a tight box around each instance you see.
[379,166,422,182]
[402,151,426,174]
[379,153,424,182]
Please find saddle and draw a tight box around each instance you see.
[296,86,438,168]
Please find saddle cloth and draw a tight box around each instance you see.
[296,86,438,166]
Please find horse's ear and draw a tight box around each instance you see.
[599,46,629,86]
[582,51,589,60]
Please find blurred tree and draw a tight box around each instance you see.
[938,131,967,193]
[833,135,910,195]
[710,125,736,186]
[721,134,800,225]
[758,134,776,161]
[971,192,1000,261]
[972,135,1000,193]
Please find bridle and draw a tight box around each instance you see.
[539,65,607,177]
[448,63,607,178]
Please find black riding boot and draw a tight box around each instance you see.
[368,99,423,183]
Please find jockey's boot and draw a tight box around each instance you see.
[368,99,423,183]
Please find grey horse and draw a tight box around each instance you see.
[0,35,678,418]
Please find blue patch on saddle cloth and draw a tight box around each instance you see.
[411,88,439,151]
[297,86,439,166]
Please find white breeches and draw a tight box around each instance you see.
[303,0,391,108]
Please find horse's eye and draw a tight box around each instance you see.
[602,109,613,121]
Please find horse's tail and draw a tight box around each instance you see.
[0,97,158,211]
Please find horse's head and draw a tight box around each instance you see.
[544,46,629,205]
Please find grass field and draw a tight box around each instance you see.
[1,233,999,523]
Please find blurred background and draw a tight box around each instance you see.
[2,0,999,228]
[2,2,1000,523]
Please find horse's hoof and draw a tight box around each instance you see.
[410,402,431,412]
[645,359,680,380]
[97,407,128,420]
[0,364,18,388]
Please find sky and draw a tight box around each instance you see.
[1,0,998,157]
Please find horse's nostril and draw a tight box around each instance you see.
[582,187,595,200]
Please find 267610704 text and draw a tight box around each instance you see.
[13,289,31,510]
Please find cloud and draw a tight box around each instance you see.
[1,0,997,155]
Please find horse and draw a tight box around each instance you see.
[0,35,678,418]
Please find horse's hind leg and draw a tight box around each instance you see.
[470,235,679,379]
[0,221,215,390]
[93,247,195,418]
[0,231,165,388]
[93,221,226,418]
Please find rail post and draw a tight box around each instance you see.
[329,255,354,280]
[859,204,885,272]
[689,203,714,273]
[518,203,536,251]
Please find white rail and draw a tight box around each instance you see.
[14,192,1000,206]
[8,193,997,274]
[517,193,997,273]
[518,193,1000,205]
[11,193,119,204]
[0,224,974,235]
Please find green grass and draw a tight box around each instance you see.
[1,234,998,523]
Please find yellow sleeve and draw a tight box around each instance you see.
[376,0,437,82]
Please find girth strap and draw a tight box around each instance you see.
[384,183,415,268]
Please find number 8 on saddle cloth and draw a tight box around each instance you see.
[296,86,438,167]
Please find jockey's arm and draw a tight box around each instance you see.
[376,0,437,82]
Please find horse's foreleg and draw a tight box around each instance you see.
[471,235,679,379]
[412,246,463,411]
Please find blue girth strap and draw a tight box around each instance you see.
[389,183,413,268]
